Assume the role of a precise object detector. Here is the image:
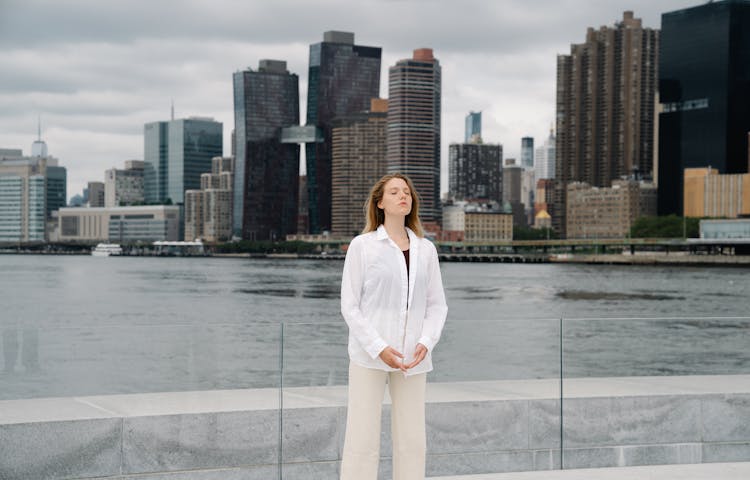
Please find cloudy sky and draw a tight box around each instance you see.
[0,0,699,199]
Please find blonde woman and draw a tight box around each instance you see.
[340,173,448,480]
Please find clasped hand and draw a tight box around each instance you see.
[378,343,427,372]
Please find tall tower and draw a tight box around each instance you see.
[554,11,658,236]
[521,137,534,169]
[465,111,481,143]
[658,0,750,215]
[233,60,299,240]
[305,31,382,234]
[144,117,222,205]
[387,48,442,228]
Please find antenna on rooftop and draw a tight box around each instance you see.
[37,114,41,141]
[171,99,175,121]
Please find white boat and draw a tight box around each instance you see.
[91,243,123,257]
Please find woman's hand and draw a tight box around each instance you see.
[404,343,428,370]
[379,346,406,371]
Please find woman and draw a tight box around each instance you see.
[340,173,448,480]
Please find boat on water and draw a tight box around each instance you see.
[91,243,123,257]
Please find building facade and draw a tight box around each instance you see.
[566,180,657,239]
[555,11,659,236]
[0,152,66,243]
[521,137,534,169]
[464,211,513,242]
[448,142,502,203]
[465,111,481,143]
[185,156,234,242]
[503,163,525,226]
[144,117,222,205]
[658,1,750,215]
[58,205,180,243]
[233,60,300,240]
[331,99,388,237]
[306,31,382,234]
[87,181,105,207]
[105,160,144,208]
[534,127,556,181]
[684,167,750,218]
[387,48,442,228]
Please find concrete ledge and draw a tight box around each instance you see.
[1,375,750,480]
[428,461,750,480]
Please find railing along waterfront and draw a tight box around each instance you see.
[1,316,749,479]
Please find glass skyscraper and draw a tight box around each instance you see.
[465,111,481,143]
[305,31,381,233]
[521,137,534,169]
[658,0,750,215]
[233,60,299,241]
[144,118,222,205]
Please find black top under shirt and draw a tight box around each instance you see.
[402,248,410,308]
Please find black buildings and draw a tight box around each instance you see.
[448,142,503,203]
[233,60,300,240]
[306,31,381,234]
[658,0,750,215]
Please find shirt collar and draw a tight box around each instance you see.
[376,224,417,242]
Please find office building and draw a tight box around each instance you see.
[535,127,556,180]
[448,141,502,203]
[144,117,222,205]
[233,60,300,240]
[105,160,144,208]
[465,112,481,143]
[521,168,536,225]
[87,181,105,207]
[464,210,513,242]
[387,48,442,228]
[0,144,67,242]
[684,167,750,218]
[58,205,180,243]
[185,156,234,242]
[566,180,657,239]
[331,99,388,237]
[521,137,534,169]
[503,163,525,226]
[658,1,750,215]
[555,11,658,236]
[306,31,382,233]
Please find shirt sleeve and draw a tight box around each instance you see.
[341,237,389,359]
[417,241,448,352]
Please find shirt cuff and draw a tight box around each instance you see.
[417,336,434,352]
[366,337,389,360]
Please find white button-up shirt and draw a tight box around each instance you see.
[340,224,448,375]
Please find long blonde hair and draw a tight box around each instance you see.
[363,173,424,237]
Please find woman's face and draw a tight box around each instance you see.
[377,177,412,219]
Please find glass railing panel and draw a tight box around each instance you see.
[280,318,562,478]
[561,316,750,470]
[0,322,282,479]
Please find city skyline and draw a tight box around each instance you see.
[0,0,699,199]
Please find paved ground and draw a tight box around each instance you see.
[429,462,750,480]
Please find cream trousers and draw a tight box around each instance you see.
[340,361,427,480]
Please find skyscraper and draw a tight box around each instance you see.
[448,142,503,203]
[306,31,382,233]
[233,60,299,240]
[554,11,658,236]
[534,127,556,181]
[331,99,388,237]
[521,137,534,169]
[387,48,442,228]
[465,111,481,143]
[658,0,750,215]
[144,117,222,205]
